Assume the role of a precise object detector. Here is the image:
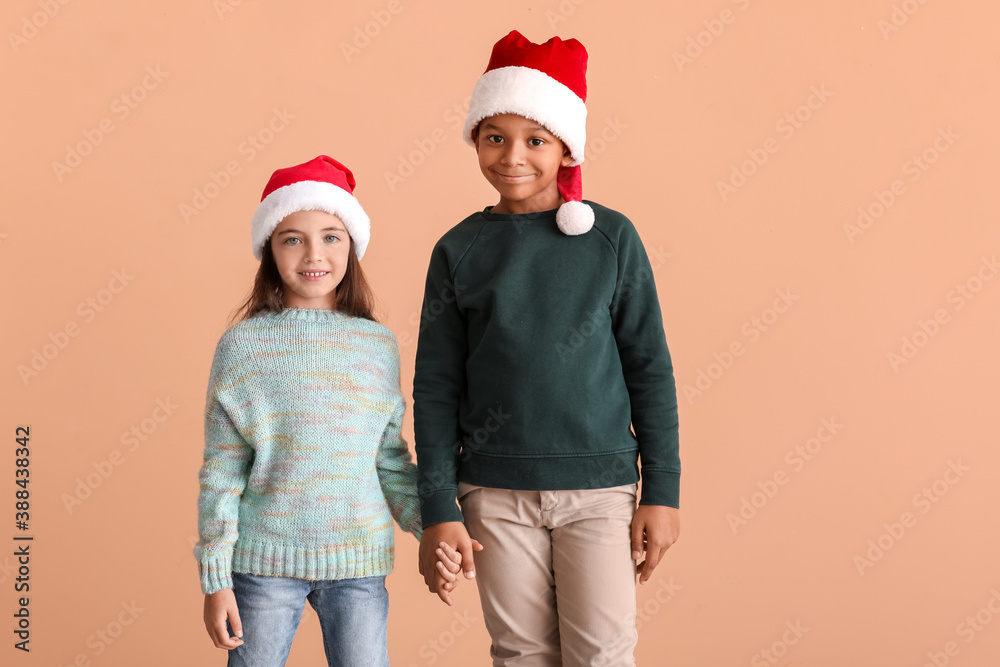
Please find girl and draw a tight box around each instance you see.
[194,155,425,666]
[413,31,682,666]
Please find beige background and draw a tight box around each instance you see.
[4,0,999,665]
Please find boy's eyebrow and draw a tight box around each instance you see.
[276,226,345,235]
[482,122,552,134]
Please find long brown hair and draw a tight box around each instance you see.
[228,235,377,326]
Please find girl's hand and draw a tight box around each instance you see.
[203,588,244,649]
[631,505,680,585]
[433,540,483,606]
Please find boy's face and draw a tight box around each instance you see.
[473,113,574,215]
[270,209,352,310]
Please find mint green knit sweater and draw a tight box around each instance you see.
[194,307,422,595]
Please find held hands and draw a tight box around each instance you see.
[433,541,482,606]
[418,521,484,606]
[203,588,243,649]
[631,505,680,585]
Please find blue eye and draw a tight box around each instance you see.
[325,235,340,243]
[285,237,300,245]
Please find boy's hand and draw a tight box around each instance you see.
[419,522,482,603]
[203,588,244,649]
[631,505,680,585]
[433,540,483,606]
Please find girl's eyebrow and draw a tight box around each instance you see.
[276,226,345,235]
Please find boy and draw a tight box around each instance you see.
[415,30,681,666]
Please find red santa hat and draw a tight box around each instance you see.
[250,155,371,260]
[463,30,594,235]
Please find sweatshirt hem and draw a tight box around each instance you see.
[458,449,640,491]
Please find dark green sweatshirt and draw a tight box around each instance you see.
[413,201,680,527]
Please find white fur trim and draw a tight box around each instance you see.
[463,66,587,166]
[251,180,370,260]
[556,200,594,235]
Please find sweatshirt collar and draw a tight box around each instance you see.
[480,205,559,221]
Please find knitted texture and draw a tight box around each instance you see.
[194,307,422,595]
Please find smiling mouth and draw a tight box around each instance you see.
[299,271,329,280]
[495,171,532,182]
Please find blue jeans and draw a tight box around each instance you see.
[225,572,390,667]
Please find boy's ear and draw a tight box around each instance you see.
[561,143,574,167]
[471,125,480,152]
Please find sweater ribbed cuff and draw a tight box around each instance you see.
[401,498,425,541]
[419,488,465,527]
[199,551,234,595]
[638,469,680,509]
[404,514,424,542]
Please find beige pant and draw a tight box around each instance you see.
[458,481,639,667]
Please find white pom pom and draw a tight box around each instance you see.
[556,201,595,235]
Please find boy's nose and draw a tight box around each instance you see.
[500,145,525,166]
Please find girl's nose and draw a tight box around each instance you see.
[304,241,324,260]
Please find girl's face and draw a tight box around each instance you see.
[270,210,352,310]
[474,113,574,215]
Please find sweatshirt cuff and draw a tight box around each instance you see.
[638,469,680,509]
[419,488,465,527]
[198,551,234,595]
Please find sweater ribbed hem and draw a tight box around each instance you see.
[230,537,395,583]
[197,539,397,595]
